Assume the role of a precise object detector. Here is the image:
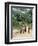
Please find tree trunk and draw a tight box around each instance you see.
[26,26,28,32]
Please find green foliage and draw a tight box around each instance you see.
[11,8,32,29]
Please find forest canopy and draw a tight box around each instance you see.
[11,7,33,29]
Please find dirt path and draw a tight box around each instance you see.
[12,29,32,40]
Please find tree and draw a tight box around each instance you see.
[11,8,32,30]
